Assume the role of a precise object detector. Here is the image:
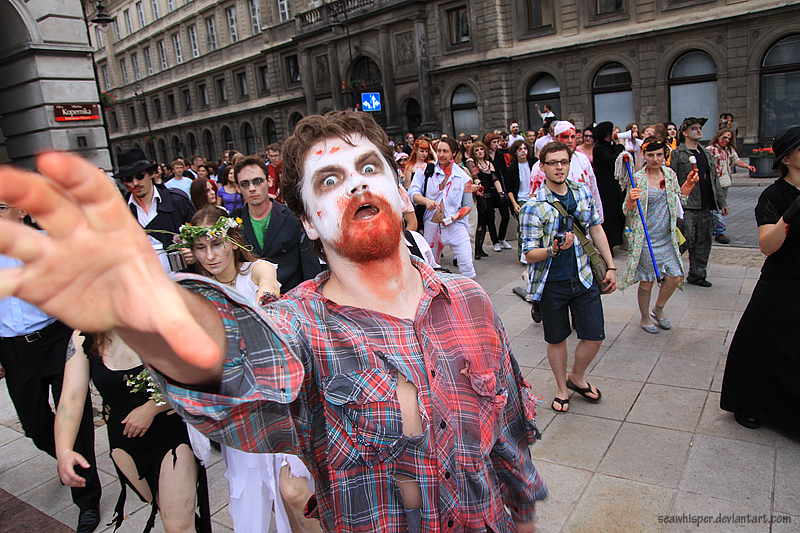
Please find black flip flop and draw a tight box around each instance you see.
[551,397,570,412]
[566,379,602,403]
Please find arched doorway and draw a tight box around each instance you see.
[760,34,800,140]
[158,138,168,163]
[592,62,634,129]
[262,118,278,144]
[527,74,561,131]
[669,51,718,140]
[349,56,386,128]
[187,132,198,156]
[242,122,256,154]
[171,135,182,159]
[203,129,216,161]
[221,126,234,151]
[289,113,303,132]
[451,85,479,136]
[146,139,156,162]
[404,99,421,136]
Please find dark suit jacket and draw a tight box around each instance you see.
[505,157,537,205]
[127,185,196,249]
[231,201,322,292]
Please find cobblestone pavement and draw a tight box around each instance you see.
[2,185,798,532]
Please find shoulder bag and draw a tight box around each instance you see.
[551,201,611,293]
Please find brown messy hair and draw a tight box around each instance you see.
[709,127,738,152]
[539,141,572,163]
[189,206,257,275]
[233,155,269,185]
[280,110,396,222]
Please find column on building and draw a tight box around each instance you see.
[300,49,317,115]
[327,43,344,110]
[412,16,436,131]
[378,26,399,135]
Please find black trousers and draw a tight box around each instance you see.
[0,321,101,511]
[488,192,510,243]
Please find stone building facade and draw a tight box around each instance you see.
[91,0,799,167]
[0,0,111,169]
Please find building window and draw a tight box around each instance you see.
[760,34,800,140]
[144,47,154,75]
[206,17,218,51]
[172,136,182,159]
[222,126,234,150]
[167,93,176,115]
[124,9,133,34]
[120,58,129,84]
[198,83,209,106]
[526,73,561,131]
[101,65,111,90]
[451,85,479,135]
[131,52,141,80]
[140,102,149,126]
[187,132,198,156]
[226,7,238,44]
[286,55,300,84]
[173,33,183,64]
[447,7,469,46]
[669,51,718,140]
[113,18,121,40]
[277,0,290,22]
[204,130,216,160]
[158,138,168,163]
[167,0,175,11]
[157,40,168,70]
[289,112,303,129]
[258,65,270,92]
[263,118,278,144]
[154,97,162,119]
[136,1,146,28]
[237,71,249,97]
[243,122,256,154]
[151,0,160,19]
[595,0,624,15]
[182,88,192,111]
[216,77,228,102]
[248,0,261,34]
[95,26,104,49]
[110,110,119,130]
[128,105,137,126]
[592,62,633,128]
[188,25,200,58]
[527,0,552,29]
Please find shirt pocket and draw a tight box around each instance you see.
[467,370,508,456]
[322,368,406,470]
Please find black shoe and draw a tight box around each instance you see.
[734,412,761,430]
[715,234,731,244]
[474,253,481,260]
[687,278,713,288]
[531,302,542,323]
[453,258,458,267]
[77,507,101,533]
[480,250,489,257]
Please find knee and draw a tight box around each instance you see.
[162,513,195,533]
[280,473,313,510]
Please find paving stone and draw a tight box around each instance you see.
[533,414,620,471]
[771,514,800,533]
[662,329,726,357]
[648,352,718,390]
[509,336,548,369]
[598,423,693,488]
[590,346,660,382]
[677,307,734,332]
[627,384,707,432]
[565,377,644,421]
[663,491,771,532]
[530,462,592,533]
[774,444,800,516]
[696,392,777,446]
[679,434,774,508]
[560,474,675,533]
[606,322,673,351]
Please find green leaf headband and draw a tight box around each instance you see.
[158,216,243,252]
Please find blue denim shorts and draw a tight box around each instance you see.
[539,277,605,344]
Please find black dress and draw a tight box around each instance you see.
[88,354,211,532]
[592,140,626,248]
[720,178,800,438]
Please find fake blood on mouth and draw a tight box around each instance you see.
[334,192,402,264]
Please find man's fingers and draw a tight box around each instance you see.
[36,152,132,233]
[158,314,222,372]
[0,220,49,263]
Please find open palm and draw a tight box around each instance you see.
[0,152,220,372]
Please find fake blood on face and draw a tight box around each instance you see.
[333,192,402,264]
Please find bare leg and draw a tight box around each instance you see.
[157,444,198,533]
[637,281,655,326]
[279,464,322,533]
[653,276,680,319]
[567,339,603,400]
[110,448,153,503]
[546,340,570,410]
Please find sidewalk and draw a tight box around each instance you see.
[1,244,798,532]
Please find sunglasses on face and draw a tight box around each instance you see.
[237,177,266,189]
[121,172,148,183]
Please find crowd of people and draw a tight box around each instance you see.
[1,105,796,533]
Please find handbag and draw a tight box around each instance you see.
[414,163,436,232]
[551,201,611,293]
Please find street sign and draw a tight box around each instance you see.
[54,104,100,122]
[361,92,381,112]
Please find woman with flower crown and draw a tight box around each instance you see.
[183,206,321,533]
[55,328,211,533]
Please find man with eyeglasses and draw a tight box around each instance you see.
[0,203,102,533]
[520,141,616,414]
[230,155,321,291]
[116,148,195,270]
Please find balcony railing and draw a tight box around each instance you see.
[296,0,378,34]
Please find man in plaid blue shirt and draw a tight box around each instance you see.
[519,141,617,414]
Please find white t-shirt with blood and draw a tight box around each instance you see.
[529,151,605,223]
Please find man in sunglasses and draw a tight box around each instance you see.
[115,148,195,270]
[229,155,321,291]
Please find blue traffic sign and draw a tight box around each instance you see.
[361,92,381,112]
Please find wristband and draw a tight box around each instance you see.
[59,449,73,459]
[441,216,453,226]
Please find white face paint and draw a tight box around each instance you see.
[300,134,403,246]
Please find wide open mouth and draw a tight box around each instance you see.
[354,203,379,220]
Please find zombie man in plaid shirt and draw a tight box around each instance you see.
[0,111,547,532]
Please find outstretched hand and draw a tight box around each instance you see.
[0,153,222,379]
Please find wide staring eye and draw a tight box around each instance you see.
[323,176,338,187]
[362,163,377,174]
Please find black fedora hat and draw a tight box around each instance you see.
[772,125,800,169]
[114,148,157,179]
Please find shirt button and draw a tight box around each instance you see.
[444,471,450,479]
[430,369,436,378]
[448,519,454,527]
[440,420,446,429]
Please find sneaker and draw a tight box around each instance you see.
[77,507,101,533]
[715,234,731,244]
[500,240,512,249]
[493,243,502,252]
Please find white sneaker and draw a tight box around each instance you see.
[500,240,512,250]
[493,243,502,252]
